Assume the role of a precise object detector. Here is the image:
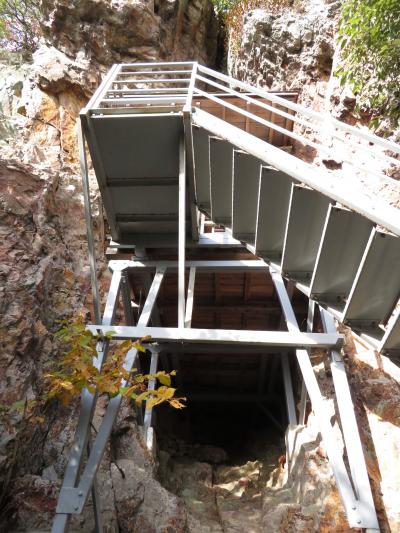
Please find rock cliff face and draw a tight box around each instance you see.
[0,1,220,530]
[1,0,220,169]
[228,0,340,105]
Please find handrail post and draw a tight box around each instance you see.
[77,119,101,324]
[182,62,199,241]
[183,61,198,113]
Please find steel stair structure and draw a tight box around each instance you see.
[52,61,400,532]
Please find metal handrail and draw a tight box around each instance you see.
[194,64,400,192]
[195,72,398,171]
[193,86,398,189]
[197,64,400,157]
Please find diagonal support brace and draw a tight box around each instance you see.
[270,268,379,530]
[55,268,166,518]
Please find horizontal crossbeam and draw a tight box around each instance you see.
[109,259,269,271]
[86,325,343,349]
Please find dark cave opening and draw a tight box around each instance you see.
[154,349,298,465]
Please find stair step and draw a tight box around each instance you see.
[209,137,234,227]
[255,166,292,261]
[380,306,400,352]
[232,151,262,244]
[379,306,400,352]
[110,185,178,214]
[342,228,400,327]
[193,126,211,213]
[281,185,330,282]
[310,205,373,307]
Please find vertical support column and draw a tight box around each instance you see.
[78,121,101,324]
[178,137,186,328]
[184,267,196,328]
[183,62,200,242]
[282,351,297,479]
[143,346,160,452]
[299,299,315,425]
[319,308,379,532]
[278,281,297,477]
[270,268,372,529]
[121,272,134,326]
[55,267,166,521]
[52,268,123,533]
[282,353,297,425]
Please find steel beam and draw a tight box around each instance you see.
[86,325,342,349]
[270,268,375,529]
[299,300,314,425]
[108,232,242,249]
[184,267,196,328]
[109,259,269,271]
[187,392,279,403]
[282,353,297,425]
[183,62,199,241]
[143,347,160,450]
[78,123,101,324]
[121,272,134,325]
[183,110,200,241]
[55,268,165,517]
[52,269,123,533]
[178,137,186,328]
[320,308,379,531]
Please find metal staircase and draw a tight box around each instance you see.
[52,61,400,532]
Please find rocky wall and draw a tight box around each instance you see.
[228,0,340,108]
[0,0,221,530]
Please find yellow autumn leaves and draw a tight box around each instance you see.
[44,316,186,410]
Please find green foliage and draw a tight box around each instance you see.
[211,0,239,15]
[0,0,41,57]
[337,0,400,126]
[45,316,186,410]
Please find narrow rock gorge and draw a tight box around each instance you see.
[0,1,399,532]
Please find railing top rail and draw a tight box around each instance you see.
[108,78,191,84]
[116,70,193,76]
[193,81,399,186]
[120,61,196,69]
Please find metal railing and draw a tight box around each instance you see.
[86,61,400,201]
[192,64,400,196]
[86,62,196,112]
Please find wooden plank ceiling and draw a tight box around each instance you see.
[128,249,308,402]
